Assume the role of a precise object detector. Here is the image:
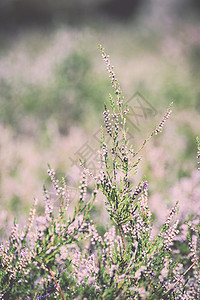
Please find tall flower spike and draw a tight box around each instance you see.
[98,45,122,104]
[164,201,179,228]
[103,108,112,136]
[153,104,172,136]
[79,170,87,202]
[196,137,200,170]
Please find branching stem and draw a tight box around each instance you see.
[164,257,200,296]
[118,224,126,251]
[49,268,66,300]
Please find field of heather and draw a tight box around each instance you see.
[0,2,200,298]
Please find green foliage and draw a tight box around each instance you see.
[0,46,199,299]
[0,48,109,135]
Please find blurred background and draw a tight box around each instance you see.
[0,0,200,238]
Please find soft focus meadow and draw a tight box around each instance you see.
[0,2,200,235]
[0,2,200,298]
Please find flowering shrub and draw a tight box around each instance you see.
[0,46,199,299]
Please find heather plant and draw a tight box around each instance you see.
[0,46,199,299]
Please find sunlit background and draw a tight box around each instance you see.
[0,0,200,238]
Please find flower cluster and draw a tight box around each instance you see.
[131,181,148,199]
[103,108,120,138]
